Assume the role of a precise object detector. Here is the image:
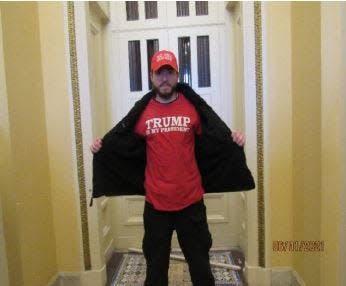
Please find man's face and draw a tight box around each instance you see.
[150,65,179,98]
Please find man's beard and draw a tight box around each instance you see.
[152,82,177,99]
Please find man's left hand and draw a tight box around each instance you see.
[231,130,246,146]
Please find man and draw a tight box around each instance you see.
[90,50,255,286]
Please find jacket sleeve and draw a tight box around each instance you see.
[91,93,153,203]
[91,124,146,201]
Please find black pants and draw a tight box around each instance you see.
[142,199,215,286]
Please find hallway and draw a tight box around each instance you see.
[0,2,345,286]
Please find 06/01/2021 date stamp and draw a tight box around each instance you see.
[272,240,324,252]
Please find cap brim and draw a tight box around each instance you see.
[152,62,178,73]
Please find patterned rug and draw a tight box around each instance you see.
[111,250,243,286]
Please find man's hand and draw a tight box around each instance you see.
[231,131,246,146]
[90,138,102,154]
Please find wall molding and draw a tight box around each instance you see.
[254,1,265,268]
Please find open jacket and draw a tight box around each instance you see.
[91,83,255,206]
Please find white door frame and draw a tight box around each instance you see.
[242,1,259,268]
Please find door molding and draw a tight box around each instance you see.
[254,1,265,268]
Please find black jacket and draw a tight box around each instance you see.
[91,83,255,206]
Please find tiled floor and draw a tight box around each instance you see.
[106,248,247,286]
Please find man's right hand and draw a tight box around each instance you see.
[90,138,102,154]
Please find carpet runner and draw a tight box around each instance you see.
[111,250,243,286]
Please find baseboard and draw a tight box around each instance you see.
[47,272,81,286]
[47,273,59,286]
[245,264,305,286]
[244,264,272,286]
[291,268,305,286]
[271,267,305,286]
[47,265,107,286]
[80,266,107,286]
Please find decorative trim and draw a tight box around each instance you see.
[67,2,91,270]
[254,2,265,267]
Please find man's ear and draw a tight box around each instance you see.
[150,71,154,81]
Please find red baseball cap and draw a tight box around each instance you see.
[151,50,179,72]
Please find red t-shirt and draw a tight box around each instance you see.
[134,93,204,211]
